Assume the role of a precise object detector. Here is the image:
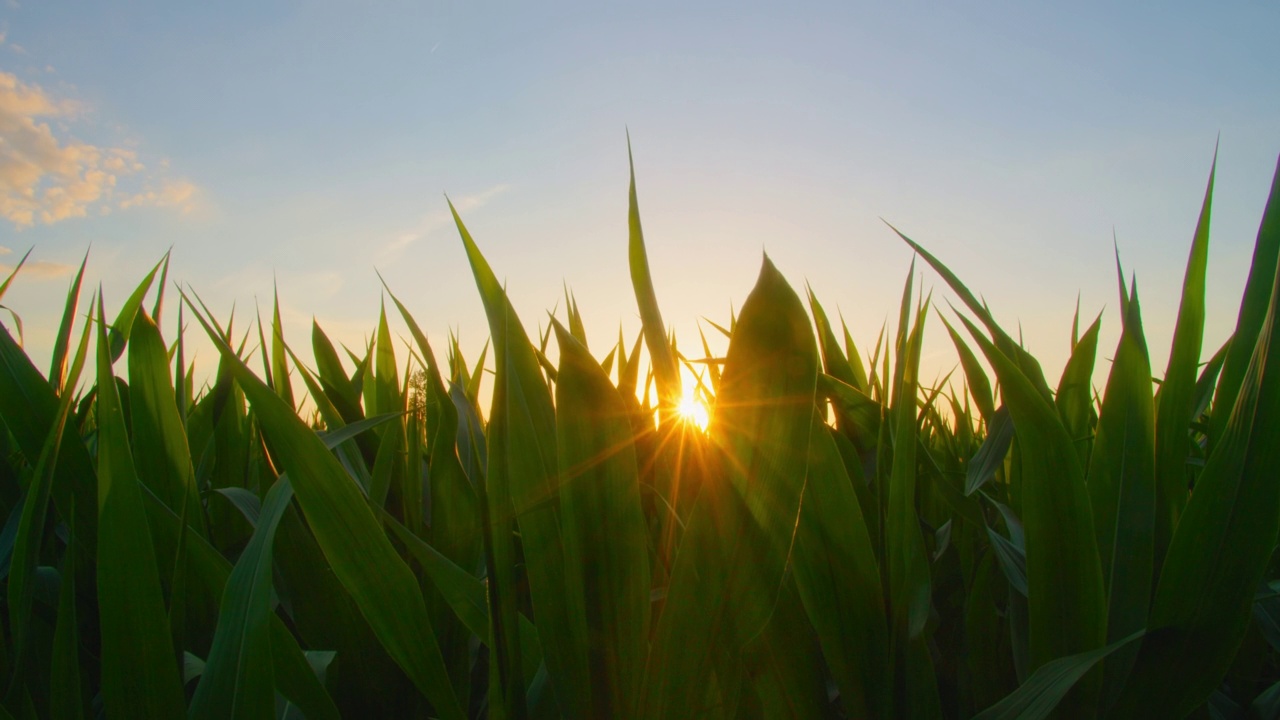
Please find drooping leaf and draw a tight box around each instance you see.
[966,407,1013,496]
[189,477,295,720]
[959,313,1105,715]
[184,292,466,720]
[973,631,1144,720]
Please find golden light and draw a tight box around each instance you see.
[676,387,710,432]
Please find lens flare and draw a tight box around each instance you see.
[676,389,710,432]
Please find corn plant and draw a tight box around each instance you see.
[0,148,1278,719]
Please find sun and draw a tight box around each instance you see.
[676,389,710,432]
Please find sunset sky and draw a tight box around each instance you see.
[2,1,1278,403]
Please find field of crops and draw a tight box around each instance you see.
[1,150,1278,719]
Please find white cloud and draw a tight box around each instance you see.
[0,71,198,229]
[0,259,73,280]
[119,178,198,212]
[0,245,10,255]
[379,184,509,260]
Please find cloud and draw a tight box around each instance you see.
[119,179,198,212]
[379,184,509,260]
[0,71,198,228]
[0,259,73,280]
[0,246,10,255]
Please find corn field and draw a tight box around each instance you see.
[2,150,1279,719]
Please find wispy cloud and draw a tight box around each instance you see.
[0,70,198,228]
[119,179,198,212]
[378,184,509,262]
[0,259,73,280]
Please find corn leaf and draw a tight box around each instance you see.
[643,255,818,718]
[184,293,467,720]
[554,321,651,719]
[1110,214,1280,717]
[452,200,587,719]
[94,293,187,719]
[627,134,681,413]
[791,419,889,718]
[958,313,1105,714]
[189,476,294,720]
[129,309,206,533]
[1086,287,1155,709]
[973,630,1144,720]
[1153,156,1214,581]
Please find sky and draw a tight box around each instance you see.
[1,1,1278,412]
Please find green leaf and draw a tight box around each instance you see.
[7,300,90,661]
[1110,205,1280,717]
[377,508,546,686]
[739,578,829,719]
[374,301,401,417]
[49,497,83,720]
[808,288,860,391]
[1086,288,1156,709]
[1210,158,1279,444]
[627,134,681,414]
[1153,154,1214,581]
[0,247,31,303]
[0,318,98,564]
[133,474,338,720]
[184,292,466,720]
[214,486,262,527]
[108,252,167,362]
[554,321,651,719]
[189,477,295,720]
[311,320,364,427]
[987,526,1028,597]
[94,292,187,719]
[891,225,1055,401]
[973,630,1144,720]
[959,313,1105,714]
[939,313,996,425]
[886,290,942,718]
[271,285,295,410]
[452,200,587,720]
[48,251,89,395]
[791,421,889,718]
[129,309,206,533]
[1055,312,1101,465]
[380,279,480,576]
[643,255,818,718]
[1249,679,1280,720]
[966,407,1013,496]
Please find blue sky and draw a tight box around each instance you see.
[2,1,1277,405]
